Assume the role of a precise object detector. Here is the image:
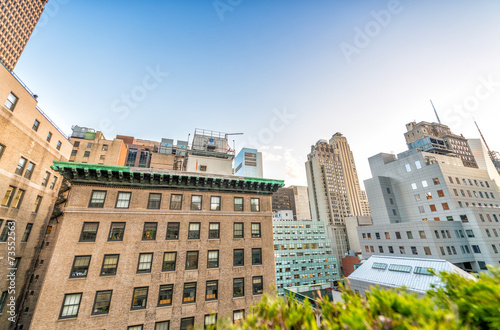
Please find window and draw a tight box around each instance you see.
[158,284,173,306]
[207,250,219,268]
[49,176,58,189]
[414,194,421,201]
[233,310,245,324]
[4,92,18,110]
[32,195,42,213]
[466,230,475,238]
[395,232,401,239]
[183,283,196,303]
[148,193,162,209]
[421,180,428,187]
[74,141,80,148]
[137,253,153,273]
[415,160,422,169]
[108,222,125,241]
[115,192,131,208]
[442,203,450,210]
[430,204,437,212]
[419,230,426,239]
[399,246,405,254]
[378,246,384,253]
[411,246,418,255]
[131,287,148,310]
[252,248,262,265]
[471,245,481,254]
[0,144,4,160]
[252,276,263,295]
[206,281,218,301]
[142,222,157,240]
[234,222,244,238]
[21,223,33,242]
[251,198,260,212]
[188,223,200,239]
[89,191,106,208]
[15,157,27,175]
[406,231,413,239]
[70,256,91,278]
[83,151,90,158]
[128,326,143,330]
[101,254,119,276]
[79,222,99,242]
[11,189,25,209]
[170,194,182,210]
[56,141,62,151]
[418,206,425,213]
[233,278,244,297]
[424,247,432,255]
[205,314,217,328]
[166,222,180,240]
[87,143,93,149]
[185,251,199,270]
[385,232,390,239]
[92,290,112,315]
[460,215,468,222]
[386,188,391,194]
[102,145,109,151]
[163,252,177,271]
[234,197,244,211]
[392,209,397,216]
[180,318,195,330]
[251,223,261,238]
[388,246,394,253]
[210,196,221,211]
[433,178,440,185]
[23,162,36,180]
[209,223,220,239]
[41,172,51,187]
[446,216,454,221]
[388,264,411,273]
[437,190,445,197]
[493,245,498,254]
[478,262,488,270]
[47,132,52,142]
[234,249,244,266]
[191,195,202,210]
[0,291,7,314]
[375,232,380,239]
[426,192,432,199]
[59,293,82,319]
[405,164,411,172]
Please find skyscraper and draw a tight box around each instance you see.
[272,185,312,220]
[0,0,49,71]
[234,148,263,178]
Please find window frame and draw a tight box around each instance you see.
[234,222,244,238]
[24,161,36,180]
[252,248,262,265]
[250,198,260,212]
[32,195,42,214]
[188,222,200,239]
[162,252,177,272]
[252,276,263,295]
[210,196,221,211]
[234,197,244,211]
[142,222,157,241]
[4,92,18,111]
[185,251,199,270]
[233,278,244,297]
[169,194,183,210]
[208,222,220,239]
[100,254,119,276]
[166,222,180,240]
[147,193,162,209]
[59,293,82,319]
[233,249,244,266]
[182,282,197,304]
[11,189,25,209]
[1,186,16,207]
[207,250,219,268]
[21,223,33,242]
[206,280,218,301]
[115,191,132,209]
[92,290,113,315]
[88,190,107,208]
[158,284,173,306]
[0,144,5,160]
[15,157,27,175]
[79,222,99,242]
[191,195,202,210]
[108,222,126,241]
[131,287,149,310]
[251,223,261,238]
[137,253,154,273]
[69,255,92,278]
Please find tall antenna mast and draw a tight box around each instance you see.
[474,119,493,155]
[430,99,441,124]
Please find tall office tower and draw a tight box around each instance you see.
[234,148,263,178]
[0,64,72,329]
[358,123,500,273]
[404,121,478,168]
[29,161,283,329]
[0,0,49,71]
[272,186,312,220]
[305,133,370,272]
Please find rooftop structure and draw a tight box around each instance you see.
[234,148,263,178]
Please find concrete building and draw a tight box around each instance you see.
[305,133,370,273]
[272,185,312,220]
[272,211,339,296]
[0,0,48,71]
[70,127,128,166]
[0,64,72,329]
[29,162,283,329]
[234,148,263,178]
[345,216,373,253]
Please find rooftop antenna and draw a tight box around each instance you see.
[430,99,441,124]
[474,119,493,155]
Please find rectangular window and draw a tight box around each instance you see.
[41,171,51,187]
[108,222,125,241]
[11,189,25,209]
[405,164,411,172]
[385,232,390,239]
[79,222,99,242]
[147,193,162,209]
[180,318,194,330]
[442,203,450,210]
[183,283,196,303]
[414,194,421,201]
[102,145,108,151]
[0,144,4,160]
[170,194,182,210]
[115,192,131,208]
[142,222,157,240]
[92,290,112,315]
[21,223,33,242]
[419,230,426,239]
[424,247,431,255]
[129,326,143,330]
[378,246,384,253]
[406,231,413,239]
[395,232,401,239]
[131,287,148,310]
[83,151,90,158]
[70,256,91,278]
[56,141,62,151]
[46,132,53,142]
[251,223,261,238]
[433,178,440,185]
[137,253,153,273]
[252,276,263,295]
[0,221,13,242]
[437,190,445,197]
[233,278,244,297]
[166,222,180,240]
[422,180,428,187]
[209,222,220,239]
[15,157,27,175]
[206,280,218,301]
[87,143,93,149]
[163,252,177,271]
[185,251,199,270]
[0,291,7,314]
[411,246,418,255]
[430,204,437,212]
[210,196,221,211]
[415,160,422,169]
[207,250,219,268]
[234,310,245,324]
[4,92,18,110]
[251,198,260,212]
[89,191,106,208]
[24,162,36,180]
[234,249,244,266]
[188,222,200,239]
[234,222,244,238]
[50,176,58,189]
[234,197,244,211]
[101,254,119,276]
[191,195,202,210]
[32,195,42,213]
[158,284,173,306]
[205,314,217,328]
[399,246,405,254]
[252,248,262,265]
[471,245,481,254]
[388,246,394,253]
[59,293,82,319]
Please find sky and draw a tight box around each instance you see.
[13,0,500,188]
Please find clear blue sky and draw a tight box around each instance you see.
[14,0,500,186]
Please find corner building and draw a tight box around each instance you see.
[30,162,283,329]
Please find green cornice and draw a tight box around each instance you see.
[51,161,284,194]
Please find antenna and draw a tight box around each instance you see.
[474,119,493,155]
[430,100,441,124]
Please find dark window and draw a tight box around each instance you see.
[73,141,80,148]
[15,157,27,175]
[183,283,196,303]
[142,222,157,240]
[180,318,195,330]
[89,191,106,208]
[207,250,219,268]
[131,287,148,310]
[209,222,220,239]
[252,248,262,265]
[0,221,14,242]
[126,149,137,167]
[191,195,202,210]
[115,192,131,209]
[170,194,182,210]
[102,144,108,151]
[234,197,244,211]
[92,290,112,315]
[70,256,91,278]
[79,222,99,242]
[186,251,199,270]
[395,232,401,239]
[0,291,7,314]
[233,278,244,297]
[163,252,176,271]
[155,321,169,330]
[234,249,244,266]
[41,171,51,187]
[250,198,260,212]
[0,144,4,160]
[21,223,33,242]
[108,222,125,241]
[137,253,153,273]
[206,281,218,301]
[234,222,244,238]
[188,222,200,239]
[158,284,173,306]
[59,293,82,319]
[210,196,221,211]
[166,222,180,240]
[252,276,263,295]
[83,151,90,157]
[251,223,261,238]
[148,193,162,209]
[4,92,18,111]
[24,162,35,180]
[101,254,119,276]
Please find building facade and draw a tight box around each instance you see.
[70,127,128,166]
[272,185,311,220]
[29,162,283,329]
[234,148,263,178]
